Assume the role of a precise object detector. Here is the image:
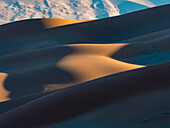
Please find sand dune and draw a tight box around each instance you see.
[0,4,170,128]
[0,73,9,102]
[0,43,144,101]
[0,18,88,38]
[0,61,169,128]
[41,18,90,29]
[113,30,170,65]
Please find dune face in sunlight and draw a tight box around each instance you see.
[0,4,170,128]
[49,44,144,91]
[41,18,89,29]
[0,73,10,102]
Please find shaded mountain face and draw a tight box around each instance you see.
[0,0,169,25]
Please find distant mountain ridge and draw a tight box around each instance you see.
[0,0,169,25]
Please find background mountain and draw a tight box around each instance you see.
[0,0,169,25]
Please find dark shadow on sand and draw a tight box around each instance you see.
[0,46,75,99]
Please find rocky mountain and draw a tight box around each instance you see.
[0,0,169,25]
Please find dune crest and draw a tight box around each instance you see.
[41,18,90,29]
[50,44,144,91]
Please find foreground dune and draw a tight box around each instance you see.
[0,61,169,128]
[0,4,170,128]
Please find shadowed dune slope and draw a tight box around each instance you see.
[112,29,170,65]
[0,4,170,128]
[0,18,88,37]
[0,62,169,128]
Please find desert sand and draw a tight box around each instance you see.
[0,4,169,128]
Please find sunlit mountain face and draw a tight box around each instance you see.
[0,0,169,25]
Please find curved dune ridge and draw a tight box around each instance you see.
[0,18,89,38]
[41,18,90,29]
[0,4,170,128]
[0,43,144,102]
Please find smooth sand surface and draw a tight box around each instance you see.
[0,43,144,101]
[0,18,88,38]
[0,62,169,128]
[41,18,90,29]
[0,4,170,128]
[0,73,9,102]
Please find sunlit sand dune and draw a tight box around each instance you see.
[41,18,90,29]
[0,73,9,102]
[0,4,170,128]
[0,43,144,100]
[50,43,144,91]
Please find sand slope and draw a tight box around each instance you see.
[0,43,144,101]
[0,61,169,128]
[0,4,170,128]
